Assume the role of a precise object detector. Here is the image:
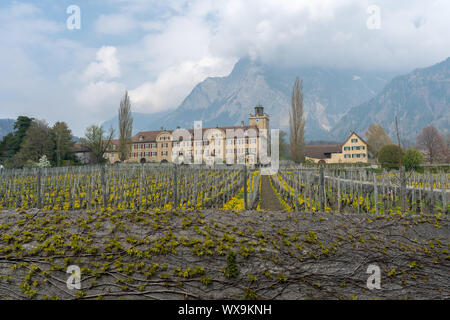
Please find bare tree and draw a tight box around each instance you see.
[289,77,305,163]
[415,125,447,164]
[118,91,133,162]
[80,125,115,164]
[365,123,393,158]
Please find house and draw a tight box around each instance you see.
[105,106,270,165]
[73,143,91,165]
[305,132,368,164]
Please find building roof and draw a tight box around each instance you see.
[133,125,260,143]
[342,131,368,146]
[73,143,90,153]
[305,144,342,159]
[133,131,165,143]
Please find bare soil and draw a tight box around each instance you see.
[0,208,448,300]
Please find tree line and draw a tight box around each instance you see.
[0,91,134,169]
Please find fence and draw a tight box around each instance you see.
[0,164,258,211]
[1,163,448,213]
[271,166,449,214]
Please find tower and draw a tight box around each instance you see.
[249,105,269,131]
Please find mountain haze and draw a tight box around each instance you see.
[154,58,394,139]
[0,119,14,139]
[331,57,450,141]
[105,58,395,140]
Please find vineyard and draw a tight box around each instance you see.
[0,164,449,300]
[0,164,448,214]
[0,164,260,212]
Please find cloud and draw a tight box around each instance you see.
[95,14,138,35]
[76,81,126,111]
[129,56,235,113]
[1,0,449,136]
[82,46,121,81]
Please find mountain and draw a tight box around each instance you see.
[331,57,450,141]
[105,58,395,140]
[154,58,395,139]
[0,119,14,139]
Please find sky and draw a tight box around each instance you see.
[0,0,449,136]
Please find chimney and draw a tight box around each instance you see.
[241,121,245,127]
[176,126,180,129]
[160,126,164,131]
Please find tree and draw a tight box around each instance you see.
[279,130,290,160]
[15,120,54,166]
[0,116,33,161]
[118,91,133,162]
[378,144,403,169]
[37,155,51,168]
[402,149,423,172]
[365,124,393,158]
[52,122,75,166]
[80,125,115,164]
[415,126,447,163]
[12,116,34,154]
[289,77,305,163]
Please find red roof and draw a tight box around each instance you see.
[133,125,260,142]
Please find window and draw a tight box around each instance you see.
[161,151,168,156]
[173,142,178,147]
[250,138,257,144]
[250,148,256,154]
[196,150,202,155]
[362,153,366,157]
[344,146,350,151]
[162,143,168,148]
[227,149,233,154]
[351,138,358,143]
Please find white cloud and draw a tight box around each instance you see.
[1,0,450,136]
[129,56,235,113]
[76,81,126,111]
[95,14,138,35]
[82,46,121,81]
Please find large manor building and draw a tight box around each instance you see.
[74,106,368,166]
[104,106,270,165]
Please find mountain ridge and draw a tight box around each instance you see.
[111,57,395,140]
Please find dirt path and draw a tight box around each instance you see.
[260,175,284,211]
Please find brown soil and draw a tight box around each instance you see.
[260,175,284,211]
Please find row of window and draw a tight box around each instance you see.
[132,138,258,150]
[174,147,258,156]
[344,153,366,158]
[131,151,168,158]
[343,145,365,151]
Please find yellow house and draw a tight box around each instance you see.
[305,132,368,164]
[104,106,270,165]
